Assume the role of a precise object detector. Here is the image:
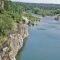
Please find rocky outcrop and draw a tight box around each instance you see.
[0,1,4,8]
[0,23,29,60]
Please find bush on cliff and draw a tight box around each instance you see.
[0,14,13,36]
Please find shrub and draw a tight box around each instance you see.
[0,7,4,13]
[0,36,9,51]
[0,14,13,36]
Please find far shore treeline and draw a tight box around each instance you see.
[19,2,60,18]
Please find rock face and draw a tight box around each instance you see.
[0,1,4,8]
[0,23,29,60]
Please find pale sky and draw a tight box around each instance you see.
[11,0,60,4]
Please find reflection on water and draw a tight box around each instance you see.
[37,27,47,30]
[16,38,28,60]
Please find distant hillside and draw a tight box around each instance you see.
[15,2,60,10]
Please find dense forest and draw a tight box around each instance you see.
[18,2,60,18]
[17,2,60,10]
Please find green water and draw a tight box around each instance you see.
[16,16,60,60]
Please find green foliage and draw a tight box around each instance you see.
[0,0,25,50]
[0,14,13,36]
[4,1,23,23]
[0,0,25,51]
[0,36,9,51]
[24,13,39,26]
[0,8,4,13]
[54,14,60,20]
[32,8,40,14]
[13,12,22,23]
[32,8,54,16]
[19,2,60,10]
[54,9,60,14]
[20,2,60,17]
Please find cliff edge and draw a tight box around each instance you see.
[0,23,29,60]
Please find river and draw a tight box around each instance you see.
[16,16,60,60]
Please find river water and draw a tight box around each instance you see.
[16,16,60,60]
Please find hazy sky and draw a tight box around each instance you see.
[11,0,60,4]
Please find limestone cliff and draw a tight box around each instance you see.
[0,23,29,60]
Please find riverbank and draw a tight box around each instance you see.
[16,16,60,60]
[0,22,29,60]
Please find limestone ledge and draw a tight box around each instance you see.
[0,23,29,60]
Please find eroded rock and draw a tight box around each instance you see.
[0,23,29,60]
